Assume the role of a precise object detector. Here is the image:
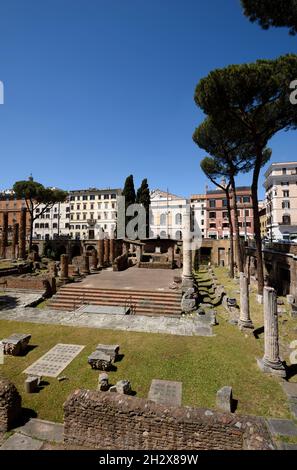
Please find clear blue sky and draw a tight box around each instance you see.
[0,0,296,199]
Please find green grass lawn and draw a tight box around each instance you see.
[0,275,291,422]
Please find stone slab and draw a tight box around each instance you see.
[0,433,43,450]
[77,305,130,315]
[23,343,85,378]
[267,419,297,437]
[16,418,64,443]
[148,379,182,407]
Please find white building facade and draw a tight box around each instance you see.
[190,194,206,239]
[264,162,297,241]
[149,189,188,240]
[33,200,70,240]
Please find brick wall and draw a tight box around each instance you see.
[0,275,54,296]
[0,378,22,432]
[64,390,273,450]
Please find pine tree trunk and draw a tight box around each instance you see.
[230,176,243,273]
[226,190,234,278]
[251,155,264,294]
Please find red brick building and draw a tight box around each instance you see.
[206,186,254,240]
[0,193,31,239]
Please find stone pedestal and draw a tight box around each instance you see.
[136,245,143,263]
[18,208,27,260]
[81,254,90,275]
[104,238,110,266]
[238,272,254,329]
[90,250,98,271]
[182,210,194,289]
[11,223,19,260]
[60,254,69,280]
[97,238,104,268]
[1,211,8,258]
[257,287,286,377]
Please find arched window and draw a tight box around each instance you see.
[160,213,166,226]
[175,230,182,240]
[160,230,167,238]
[175,213,182,225]
[283,214,291,225]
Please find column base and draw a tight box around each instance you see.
[182,275,194,290]
[238,319,254,330]
[257,358,286,378]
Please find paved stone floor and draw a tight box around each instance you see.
[77,266,182,291]
[0,289,44,311]
[0,306,214,336]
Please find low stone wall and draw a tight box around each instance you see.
[0,378,22,432]
[0,264,31,278]
[138,262,172,269]
[63,390,273,450]
[0,275,54,297]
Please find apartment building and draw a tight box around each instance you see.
[33,200,70,240]
[190,194,206,238]
[264,162,297,241]
[149,189,188,239]
[0,191,31,238]
[205,186,254,240]
[68,188,121,240]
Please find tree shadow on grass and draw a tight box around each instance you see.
[253,326,264,339]
[17,408,38,427]
[286,364,297,380]
[0,295,19,310]
[19,345,38,357]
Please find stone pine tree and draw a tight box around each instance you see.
[241,0,297,35]
[13,176,67,252]
[194,54,297,293]
[136,178,151,238]
[193,117,256,274]
[200,157,235,278]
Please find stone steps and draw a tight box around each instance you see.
[47,286,181,317]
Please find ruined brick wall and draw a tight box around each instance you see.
[112,253,128,271]
[0,378,22,432]
[0,275,53,295]
[63,390,273,450]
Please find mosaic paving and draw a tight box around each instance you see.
[148,379,182,407]
[23,343,85,378]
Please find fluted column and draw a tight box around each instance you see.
[238,272,254,329]
[257,286,286,377]
[18,208,27,260]
[182,209,193,289]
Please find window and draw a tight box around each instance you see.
[65,223,69,229]
[71,205,74,210]
[70,196,75,201]
[281,182,289,186]
[282,168,287,175]
[210,223,216,228]
[236,196,242,203]
[35,208,40,213]
[283,190,289,198]
[83,204,87,210]
[90,213,94,220]
[90,195,95,200]
[246,222,251,227]
[209,199,216,208]
[76,196,81,200]
[53,214,58,218]
[90,203,94,210]
[160,213,166,225]
[223,211,228,219]
[237,210,241,216]
[45,223,49,228]
[66,214,70,219]
[209,212,216,219]
[75,225,81,229]
[46,214,50,219]
[76,214,80,220]
[201,210,204,215]
[283,215,291,225]
[77,204,80,210]
[70,214,73,220]
[35,223,39,228]
[245,209,249,216]
[104,212,108,219]
[111,203,115,209]
[98,203,102,209]
[83,213,87,220]
[282,201,290,209]
[111,194,116,199]
[66,207,70,212]
[175,213,182,225]
[53,223,57,228]
[83,195,88,201]
[40,223,44,228]
[222,199,228,207]
[243,196,250,203]
[104,203,108,209]
[104,194,109,200]
[223,223,229,228]
[201,220,204,225]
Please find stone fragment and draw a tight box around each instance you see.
[286,295,295,305]
[116,380,131,395]
[216,386,233,413]
[98,373,109,391]
[24,376,40,393]
[95,344,120,362]
[88,351,112,370]
[1,333,31,356]
[109,385,117,393]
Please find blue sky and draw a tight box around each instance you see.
[0,0,296,199]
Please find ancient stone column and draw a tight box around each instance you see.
[168,246,174,266]
[11,223,19,260]
[257,286,286,377]
[109,234,115,264]
[90,249,98,271]
[182,209,194,289]
[1,211,8,258]
[81,254,90,275]
[60,254,69,280]
[238,272,254,329]
[49,261,58,277]
[104,238,110,266]
[18,208,27,260]
[97,233,104,268]
[136,245,142,263]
